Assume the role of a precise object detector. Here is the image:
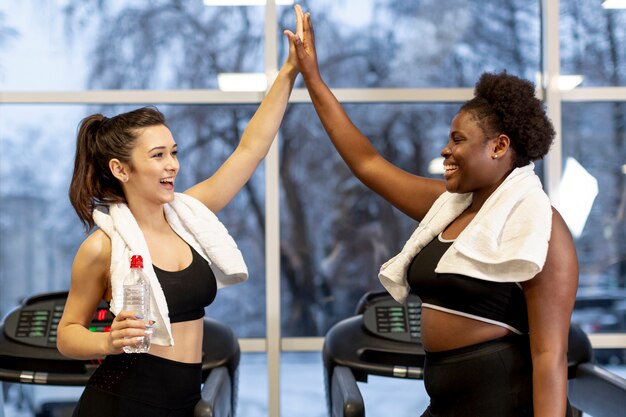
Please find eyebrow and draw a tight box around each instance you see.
[148,144,177,153]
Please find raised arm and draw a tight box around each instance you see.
[286,9,445,221]
[184,8,302,213]
[522,208,578,417]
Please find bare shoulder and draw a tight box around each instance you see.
[550,207,575,250]
[73,229,111,280]
[545,206,579,279]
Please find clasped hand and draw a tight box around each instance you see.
[106,310,154,354]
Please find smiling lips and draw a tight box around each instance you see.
[160,177,175,190]
[443,163,458,178]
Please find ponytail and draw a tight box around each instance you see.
[68,107,166,231]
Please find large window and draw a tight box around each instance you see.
[562,101,626,364]
[1,1,625,416]
[561,0,626,87]
[278,0,541,88]
[0,2,265,91]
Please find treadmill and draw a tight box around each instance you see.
[323,290,626,417]
[0,291,240,417]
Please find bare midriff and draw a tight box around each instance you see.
[420,307,514,352]
[148,318,204,363]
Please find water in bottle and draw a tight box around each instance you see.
[122,254,151,353]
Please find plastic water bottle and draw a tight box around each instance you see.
[122,254,151,353]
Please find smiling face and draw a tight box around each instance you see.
[440,110,501,195]
[118,124,180,207]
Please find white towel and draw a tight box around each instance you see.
[93,192,248,346]
[379,163,552,304]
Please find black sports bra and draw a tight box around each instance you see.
[153,245,217,323]
[407,234,529,334]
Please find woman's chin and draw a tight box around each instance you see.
[159,190,176,204]
[445,181,458,193]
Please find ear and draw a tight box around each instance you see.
[109,158,129,183]
[491,134,511,160]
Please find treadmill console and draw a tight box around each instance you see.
[361,293,421,343]
[3,292,113,348]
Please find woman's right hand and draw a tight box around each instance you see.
[106,310,151,354]
[282,4,304,75]
[284,6,321,83]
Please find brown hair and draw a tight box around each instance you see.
[69,106,167,231]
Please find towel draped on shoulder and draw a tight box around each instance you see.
[378,163,553,304]
[93,192,248,346]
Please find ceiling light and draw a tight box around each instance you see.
[553,157,598,239]
[204,0,294,5]
[535,73,584,90]
[428,157,445,175]
[558,75,584,91]
[217,73,267,91]
[602,0,626,9]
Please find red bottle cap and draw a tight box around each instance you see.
[130,255,144,269]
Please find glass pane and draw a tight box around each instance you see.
[237,353,269,417]
[2,384,83,416]
[562,102,626,364]
[281,352,428,417]
[0,1,264,91]
[561,0,626,87]
[279,103,458,337]
[278,0,541,87]
[0,104,266,337]
[281,352,325,417]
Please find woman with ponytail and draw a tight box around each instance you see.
[286,6,578,416]
[69,111,165,229]
[57,8,303,416]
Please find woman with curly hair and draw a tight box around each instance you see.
[286,7,577,417]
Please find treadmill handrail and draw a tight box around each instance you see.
[0,368,96,386]
[331,366,364,417]
[568,362,626,417]
[194,366,232,417]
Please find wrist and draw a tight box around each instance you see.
[302,72,325,89]
[279,62,299,80]
[102,332,116,356]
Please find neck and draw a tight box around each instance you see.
[470,167,514,212]
[126,200,170,233]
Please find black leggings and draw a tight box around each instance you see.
[420,335,573,417]
[72,353,202,417]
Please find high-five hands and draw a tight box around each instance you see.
[284,4,320,82]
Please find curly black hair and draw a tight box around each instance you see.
[460,71,555,168]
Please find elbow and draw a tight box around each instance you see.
[56,327,71,358]
[56,323,84,359]
[349,153,376,173]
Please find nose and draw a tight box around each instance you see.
[166,154,179,172]
[440,142,451,158]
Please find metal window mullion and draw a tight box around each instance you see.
[0,90,263,104]
[542,0,562,197]
[4,87,625,106]
[263,2,282,417]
